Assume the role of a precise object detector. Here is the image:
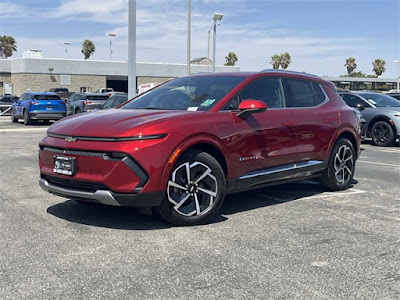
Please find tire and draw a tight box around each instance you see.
[11,110,18,123]
[23,110,32,125]
[75,108,81,114]
[156,150,226,226]
[320,138,356,191]
[371,121,395,147]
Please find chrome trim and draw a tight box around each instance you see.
[239,160,324,180]
[39,178,120,206]
[47,132,167,142]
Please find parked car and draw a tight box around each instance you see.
[0,95,19,114]
[386,93,400,100]
[99,94,128,110]
[38,70,360,225]
[11,92,66,125]
[49,88,72,100]
[66,93,110,115]
[338,91,400,146]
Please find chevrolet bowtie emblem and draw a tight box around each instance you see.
[65,136,77,143]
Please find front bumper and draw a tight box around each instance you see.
[39,178,163,207]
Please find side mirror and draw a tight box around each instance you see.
[236,100,267,118]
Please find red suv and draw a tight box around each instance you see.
[38,70,361,225]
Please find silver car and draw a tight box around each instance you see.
[338,91,400,147]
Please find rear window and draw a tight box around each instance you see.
[87,96,109,100]
[33,95,61,100]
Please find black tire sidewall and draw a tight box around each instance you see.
[371,121,395,147]
[23,110,31,125]
[157,151,226,226]
[322,138,356,191]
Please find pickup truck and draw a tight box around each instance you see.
[49,88,73,100]
[66,92,110,115]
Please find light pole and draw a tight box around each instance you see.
[128,0,136,99]
[212,13,223,72]
[187,0,191,75]
[107,33,117,61]
[395,60,400,92]
[62,41,70,56]
[207,25,213,72]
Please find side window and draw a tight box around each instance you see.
[341,94,368,108]
[222,77,285,110]
[284,79,316,107]
[19,94,25,102]
[312,82,326,105]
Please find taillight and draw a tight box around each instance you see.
[29,101,39,108]
[83,101,92,107]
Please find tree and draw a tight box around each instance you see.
[345,57,357,76]
[270,54,281,69]
[372,59,386,77]
[81,39,95,60]
[224,52,238,66]
[280,52,291,69]
[0,35,17,58]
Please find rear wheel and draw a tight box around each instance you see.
[23,110,32,125]
[320,138,355,191]
[371,121,395,147]
[156,150,226,226]
[11,110,18,123]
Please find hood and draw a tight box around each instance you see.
[48,109,204,138]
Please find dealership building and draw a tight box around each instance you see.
[0,57,239,96]
[0,57,398,96]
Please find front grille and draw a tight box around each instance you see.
[42,174,110,193]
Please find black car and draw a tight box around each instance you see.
[0,95,19,114]
[100,94,128,110]
[66,93,110,115]
[386,93,400,100]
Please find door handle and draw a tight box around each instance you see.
[281,121,296,126]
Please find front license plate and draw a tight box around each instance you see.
[53,156,76,176]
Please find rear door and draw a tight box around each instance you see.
[14,94,26,116]
[283,79,335,175]
[226,77,298,188]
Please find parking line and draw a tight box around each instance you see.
[0,128,48,132]
[357,160,399,167]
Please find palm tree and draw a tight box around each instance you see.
[280,52,291,69]
[372,59,386,77]
[270,54,281,69]
[81,39,95,60]
[224,52,238,66]
[345,57,357,76]
[0,35,17,58]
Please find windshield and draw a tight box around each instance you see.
[33,95,61,100]
[121,76,246,111]
[357,93,400,107]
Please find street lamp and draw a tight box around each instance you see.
[62,41,70,56]
[395,60,399,92]
[212,13,223,72]
[187,0,191,75]
[207,25,213,72]
[107,33,117,60]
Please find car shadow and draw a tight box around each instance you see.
[47,179,358,229]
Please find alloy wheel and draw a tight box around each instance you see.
[372,123,391,145]
[167,161,218,217]
[333,145,354,184]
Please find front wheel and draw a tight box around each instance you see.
[371,121,395,147]
[23,110,32,125]
[320,138,356,191]
[156,150,226,226]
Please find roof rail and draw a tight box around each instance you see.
[259,69,321,79]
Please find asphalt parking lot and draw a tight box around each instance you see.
[0,116,399,300]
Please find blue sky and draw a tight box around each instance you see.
[0,0,399,77]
